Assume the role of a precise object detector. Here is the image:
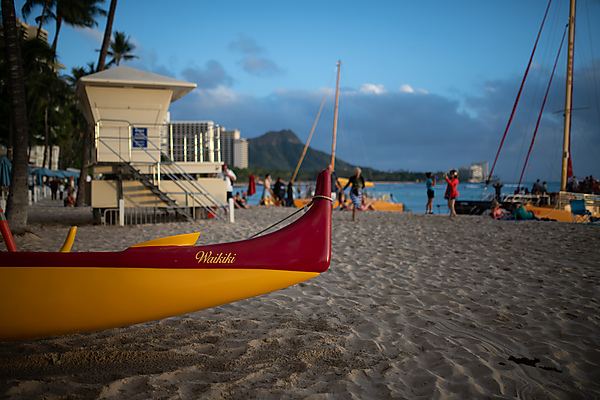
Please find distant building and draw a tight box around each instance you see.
[14,18,65,71]
[29,145,60,170]
[220,128,248,169]
[458,161,489,183]
[167,121,221,163]
[16,18,49,43]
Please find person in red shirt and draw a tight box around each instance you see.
[444,170,459,218]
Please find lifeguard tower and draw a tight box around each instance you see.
[76,66,226,224]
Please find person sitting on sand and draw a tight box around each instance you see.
[64,190,75,207]
[233,192,247,209]
[361,194,377,211]
[512,203,538,220]
[490,201,506,219]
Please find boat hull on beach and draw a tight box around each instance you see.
[0,170,332,342]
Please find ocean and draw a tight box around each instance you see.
[237,181,561,214]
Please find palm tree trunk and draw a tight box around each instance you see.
[36,0,51,39]
[75,124,92,207]
[2,0,30,231]
[51,17,63,57]
[96,0,117,71]
[43,105,49,168]
[48,108,54,171]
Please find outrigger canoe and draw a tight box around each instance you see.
[0,170,332,342]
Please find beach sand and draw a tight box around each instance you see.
[1,199,599,399]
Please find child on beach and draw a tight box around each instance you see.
[490,201,506,219]
[444,170,459,218]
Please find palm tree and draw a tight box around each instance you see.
[50,0,107,56]
[20,0,55,39]
[68,65,94,206]
[96,0,117,72]
[18,36,58,170]
[1,0,31,231]
[107,31,137,67]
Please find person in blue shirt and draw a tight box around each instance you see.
[425,172,436,214]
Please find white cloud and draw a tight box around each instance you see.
[201,85,240,105]
[358,84,388,94]
[399,84,414,93]
[73,26,103,45]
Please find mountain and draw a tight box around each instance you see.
[248,130,356,174]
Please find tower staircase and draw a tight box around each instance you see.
[96,133,227,223]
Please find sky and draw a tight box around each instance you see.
[13,0,600,182]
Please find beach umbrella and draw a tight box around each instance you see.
[248,174,256,196]
[0,157,11,187]
[32,168,62,178]
[60,170,80,178]
[32,168,62,185]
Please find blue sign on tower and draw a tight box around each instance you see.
[132,127,148,148]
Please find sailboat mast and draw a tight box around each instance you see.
[561,0,576,191]
[331,61,341,169]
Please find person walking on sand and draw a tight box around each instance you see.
[444,170,459,218]
[344,167,366,221]
[425,172,436,214]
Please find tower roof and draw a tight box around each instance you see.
[77,66,196,102]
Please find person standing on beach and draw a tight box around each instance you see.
[260,174,273,206]
[50,178,59,200]
[344,167,366,221]
[286,181,294,207]
[218,163,236,201]
[273,177,285,206]
[425,172,436,214]
[327,164,343,209]
[493,181,503,201]
[444,170,459,218]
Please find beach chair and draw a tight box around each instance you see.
[570,199,591,223]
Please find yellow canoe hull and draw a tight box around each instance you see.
[371,200,403,212]
[0,267,318,342]
[524,205,599,223]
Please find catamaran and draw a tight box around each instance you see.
[456,0,599,222]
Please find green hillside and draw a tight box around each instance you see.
[241,129,430,182]
[248,129,356,174]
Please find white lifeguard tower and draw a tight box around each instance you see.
[76,66,226,224]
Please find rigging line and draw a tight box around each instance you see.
[290,68,336,183]
[247,196,331,239]
[487,0,553,184]
[518,24,568,190]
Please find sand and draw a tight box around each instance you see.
[1,198,599,399]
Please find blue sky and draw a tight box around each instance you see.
[14,0,600,182]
